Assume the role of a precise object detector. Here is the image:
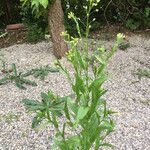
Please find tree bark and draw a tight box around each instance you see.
[48,0,68,59]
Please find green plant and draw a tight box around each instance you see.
[26,23,45,43]
[119,41,130,51]
[135,68,150,79]
[22,0,124,149]
[125,19,140,30]
[22,65,59,80]
[0,63,37,89]
[0,31,8,38]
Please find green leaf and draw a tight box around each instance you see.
[66,136,80,148]
[89,76,106,92]
[15,81,26,90]
[41,92,49,102]
[100,120,114,132]
[67,99,78,115]
[22,99,45,111]
[95,55,106,65]
[64,100,71,120]
[20,78,37,87]
[73,73,85,101]
[87,87,107,119]
[75,107,89,126]
[32,114,44,128]
[76,50,86,69]
[62,123,66,139]
[41,91,55,105]
[126,19,140,30]
[86,113,101,145]
[107,109,118,115]
[56,135,80,150]
[0,76,9,85]
[95,136,101,150]
[55,140,70,150]
[100,143,114,148]
[145,7,150,17]
[12,63,17,76]
[21,0,28,7]
[39,0,49,9]
[31,0,40,8]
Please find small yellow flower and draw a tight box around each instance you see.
[68,12,75,19]
[117,33,125,39]
[117,33,125,44]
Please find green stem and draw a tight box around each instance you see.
[84,5,93,106]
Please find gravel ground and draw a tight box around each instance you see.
[0,34,150,150]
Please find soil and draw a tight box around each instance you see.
[0,30,27,48]
[0,25,150,49]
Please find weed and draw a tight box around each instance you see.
[135,68,150,79]
[119,41,130,51]
[26,23,45,43]
[0,63,37,89]
[22,65,59,80]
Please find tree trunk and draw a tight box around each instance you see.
[48,0,68,59]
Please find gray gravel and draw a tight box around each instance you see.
[0,35,150,150]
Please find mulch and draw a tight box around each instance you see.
[0,29,27,48]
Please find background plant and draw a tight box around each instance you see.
[26,23,45,43]
[118,40,130,51]
[63,0,150,33]
[20,1,48,43]
[22,0,124,149]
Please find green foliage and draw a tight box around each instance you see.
[21,0,52,12]
[22,91,64,128]
[135,68,150,79]
[21,0,49,43]
[63,0,150,31]
[21,0,48,42]
[102,0,150,30]
[26,23,45,43]
[22,0,124,149]
[119,41,130,51]
[0,31,8,38]
[126,19,140,30]
[0,63,37,89]
[22,65,59,80]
